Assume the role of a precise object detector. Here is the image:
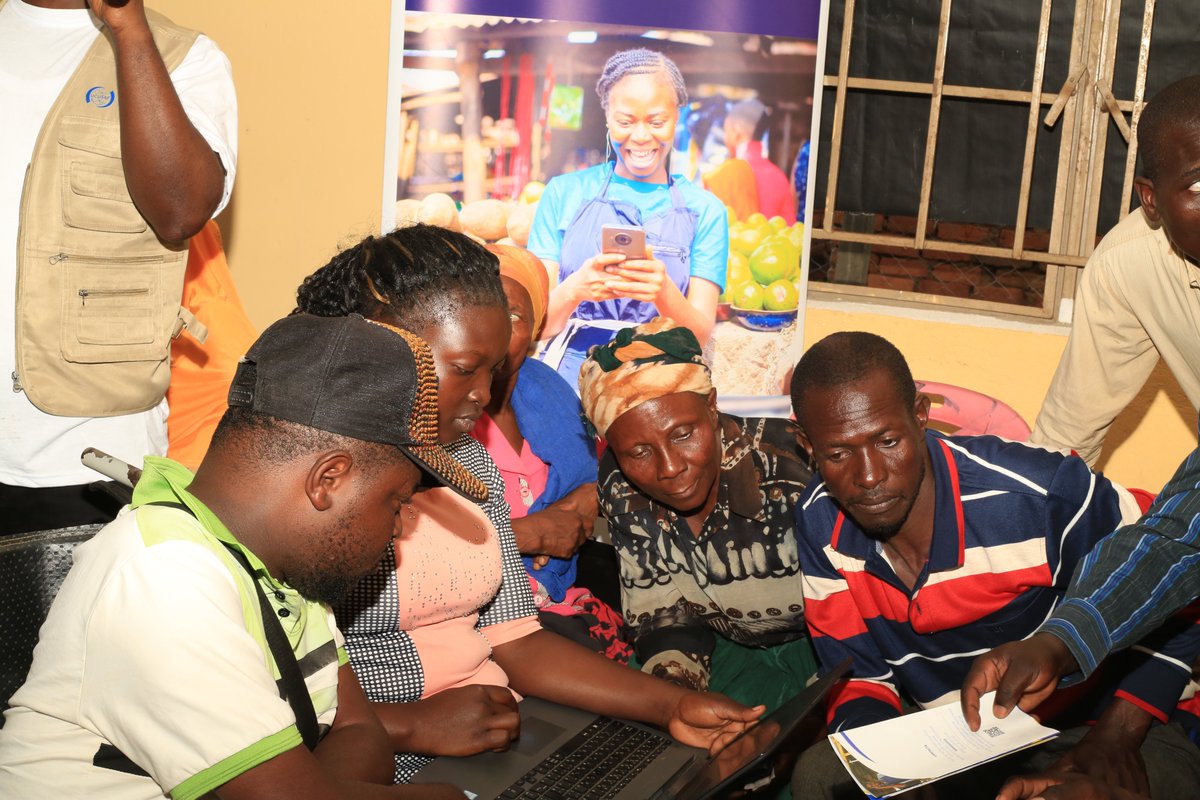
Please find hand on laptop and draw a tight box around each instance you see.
[388,684,521,757]
[667,691,766,756]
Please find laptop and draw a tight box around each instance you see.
[414,660,849,800]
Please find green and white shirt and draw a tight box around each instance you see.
[0,457,347,800]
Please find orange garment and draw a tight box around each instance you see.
[166,221,258,470]
[702,157,759,221]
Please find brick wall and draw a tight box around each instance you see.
[808,212,1049,308]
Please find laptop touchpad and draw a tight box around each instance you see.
[514,716,567,755]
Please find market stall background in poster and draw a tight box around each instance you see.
[388,0,822,401]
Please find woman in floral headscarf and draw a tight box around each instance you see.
[580,318,816,712]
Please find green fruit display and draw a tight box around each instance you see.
[763,279,800,311]
[731,281,764,310]
[749,238,799,284]
[731,225,766,257]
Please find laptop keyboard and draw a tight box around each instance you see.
[497,716,672,799]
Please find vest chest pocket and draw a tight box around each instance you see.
[58,116,148,234]
[59,257,171,364]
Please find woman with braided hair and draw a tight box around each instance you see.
[528,48,729,388]
[294,224,763,785]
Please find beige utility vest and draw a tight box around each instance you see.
[10,4,207,417]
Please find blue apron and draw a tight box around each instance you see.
[538,165,699,388]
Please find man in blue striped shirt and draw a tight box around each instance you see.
[789,332,1200,800]
[962,434,1200,799]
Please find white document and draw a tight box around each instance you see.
[828,692,1058,797]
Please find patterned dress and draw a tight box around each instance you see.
[599,413,812,690]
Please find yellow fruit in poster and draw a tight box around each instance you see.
[768,215,788,231]
[519,181,545,204]
[726,250,751,286]
[726,205,738,225]
[746,212,768,228]
[731,225,766,257]
[749,238,799,284]
[731,281,764,310]
[763,279,800,311]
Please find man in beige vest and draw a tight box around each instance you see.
[0,0,237,533]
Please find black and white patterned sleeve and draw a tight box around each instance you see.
[333,547,434,782]
[447,436,538,627]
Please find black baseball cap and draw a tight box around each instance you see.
[228,313,487,503]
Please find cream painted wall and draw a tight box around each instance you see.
[153,0,394,330]
[804,302,1197,492]
[151,2,1194,492]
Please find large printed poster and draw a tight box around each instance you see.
[391,0,820,402]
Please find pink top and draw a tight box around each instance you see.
[471,413,549,521]
[738,141,797,225]
[394,486,539,697]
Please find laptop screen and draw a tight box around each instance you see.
[660,659,850,800]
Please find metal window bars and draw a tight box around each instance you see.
[810,0,1157,319]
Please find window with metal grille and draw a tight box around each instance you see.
[807,0,1194,320]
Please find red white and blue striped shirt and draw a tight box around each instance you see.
[796,430,1199,733]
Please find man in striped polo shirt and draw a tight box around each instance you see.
[787,332,1200,800]
[0,314,470,799]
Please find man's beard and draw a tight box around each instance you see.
[857,458,926,543]
[285,507,386,606]
[287,568,359,607]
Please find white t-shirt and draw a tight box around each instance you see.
[0,0,237,487]
[0,503,344,800]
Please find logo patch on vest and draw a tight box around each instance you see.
[84,86,117,108]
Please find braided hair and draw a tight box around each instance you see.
[1138,76,1200,183]
[595,48,688,111]
[294,223,506,333]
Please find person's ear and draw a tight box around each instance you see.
[914,393,931,433]
[304,451,354,511]
[706,388,719,419]
[1134,177,1161,225]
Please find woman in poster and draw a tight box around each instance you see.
[528,48,729,388]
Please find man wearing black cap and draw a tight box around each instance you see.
[0,314,467,799]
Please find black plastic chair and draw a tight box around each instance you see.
[0,524,103,725]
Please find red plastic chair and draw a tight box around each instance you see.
[915,380,1032,441]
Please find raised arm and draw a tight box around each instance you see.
[91,0,226,242]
